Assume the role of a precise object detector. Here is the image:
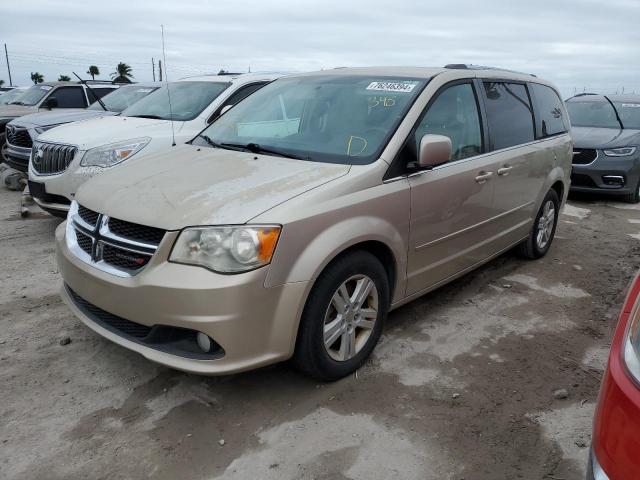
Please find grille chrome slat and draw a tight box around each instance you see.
[31,141,78,175]
[66,202,166,277]
[5,125,33,148]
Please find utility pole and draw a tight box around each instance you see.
[152,57,156,81]
[4,44,12,86]
[158,59,163,81]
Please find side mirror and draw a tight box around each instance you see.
[44,97,58,110]
[418,134,452,168]
[220,104,233,115]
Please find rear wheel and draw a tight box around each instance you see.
[517,189,559,259]
[292,250,389,381]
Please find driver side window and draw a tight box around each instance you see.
[414,83,482,162]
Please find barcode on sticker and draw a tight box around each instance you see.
[366,81,417,93]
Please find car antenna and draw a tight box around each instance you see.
[72,71,108,111]
[161,24,176,147]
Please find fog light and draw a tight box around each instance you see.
[602,175,624,187]
[196,332,212,352]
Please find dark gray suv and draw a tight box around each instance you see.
[565,94,640,202]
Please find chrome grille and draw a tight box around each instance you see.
[6,125,33,148]
[31,141,78,175]
[66,202,166,277]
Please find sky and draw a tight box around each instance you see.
[1,0,639,99]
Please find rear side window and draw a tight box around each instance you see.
[51,87,87,108]
[483,82,535,150]
[531,83,568,137]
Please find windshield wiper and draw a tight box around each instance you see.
[603,95,625,130]
[9,101,25,106]
[223,142,309,160]
[197,135,245,152]
[130,114,164,120]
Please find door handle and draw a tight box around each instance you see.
[475,171,493,184]
[497,165,513,176]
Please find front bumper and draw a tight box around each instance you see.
[4,141,31,173]
[55,222,309,374]
[591,347,640,478]
[571,151,640,196]
[586,448,610,480]
[28,156,94,213]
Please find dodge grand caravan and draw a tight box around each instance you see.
[57,66,572,380]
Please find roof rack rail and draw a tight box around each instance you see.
[444,64,536,77]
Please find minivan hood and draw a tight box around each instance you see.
[0,104,38,119]
[13,109,115,128]
[571,126,640,149]
[36,115,183,149]
[76,144,351,229]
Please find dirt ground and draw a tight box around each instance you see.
[1,186,639,480]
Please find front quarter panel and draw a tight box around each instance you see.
[260,171,410,304]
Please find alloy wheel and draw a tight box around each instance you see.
[536,200,556,250]
[323,274,379,362]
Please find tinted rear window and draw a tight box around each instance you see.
[531,83,568,137]
[483,82,535,150]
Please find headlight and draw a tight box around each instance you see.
[80,137,150,167]
[603,146,637,157]
[169,225,281,273]
[34,124,61,135]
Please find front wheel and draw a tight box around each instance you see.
[292,250,390,381]
[516,189,559,259]
[622,180,640,204]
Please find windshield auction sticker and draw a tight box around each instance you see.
[366,81,418,93]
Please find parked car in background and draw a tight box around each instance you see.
[565,94,640,202]
[588,271,640,479]
[0,86,28,106]
[0,81,118,164]
[0,86,16,94]
[56,66,572,379]
[29,72,283,216]
[4,83,159,172]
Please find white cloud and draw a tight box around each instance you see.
[0,0,638,97]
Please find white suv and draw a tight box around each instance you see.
[28,73,284,216]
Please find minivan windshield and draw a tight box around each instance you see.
[195,75,428,164]
[88,85,160,113]
[613,101,640,130]
[121,81,229,121]
[8,85,51,106]
[566,98,622,129]
[0,89,26,106]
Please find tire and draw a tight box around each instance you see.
[622,181,640,204]
[516,189,560,259]
[292,250,390,381]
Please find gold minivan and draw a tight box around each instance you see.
[56,66,572,380]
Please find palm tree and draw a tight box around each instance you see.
[0,80,4,87]
[87,65,99,80]
[58,75,71,81]
[110,62,133,83]
[30,72,44,84]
